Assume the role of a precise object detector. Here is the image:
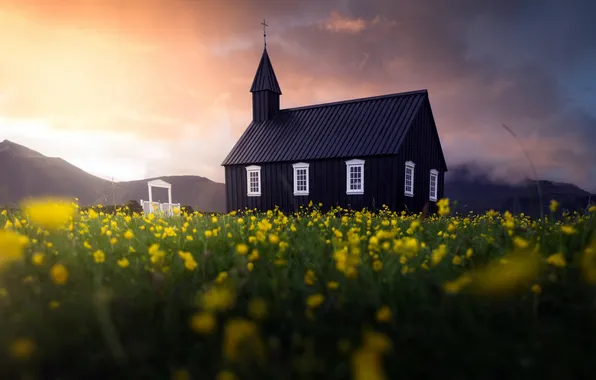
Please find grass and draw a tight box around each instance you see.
[1,201,595,380]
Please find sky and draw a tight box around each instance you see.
[0,0,595,191]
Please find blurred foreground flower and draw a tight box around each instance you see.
[443,251,542,296]
[21,197,76,231]
[0,230,29,270]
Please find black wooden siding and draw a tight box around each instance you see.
[396,97,446,214]
[225,97,446,214]
[252,90,280,122]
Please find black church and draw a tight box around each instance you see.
[221,45,448,214]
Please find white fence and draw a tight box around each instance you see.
[140,200,181,217]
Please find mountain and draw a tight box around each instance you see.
[0,140,226,212]
[445,164,595,217]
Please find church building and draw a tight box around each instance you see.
[221,33,447,214]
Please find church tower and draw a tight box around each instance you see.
[250,21,282,122]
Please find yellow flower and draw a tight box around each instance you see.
[117,258,130,268]
[546,252,567,268]
[9,338,35,360]
[201,287,235,312]
[50,264,69,285]
[123,230,134,240]
[0,230,28,269]
[32,252,45,266]
[268,234,280,245]
[375,305,392,323]
[304,269,316,285]
[351,348,386,380]
[362,330,392,354]
[327,281,340,289]
[248,297,268,320]
[21,197,76,231]
[452,255,462,265]
[372,259,383,271]
[513,237,529,249]
[215,271,228,284]
[190,311,216,334]
[531,284,542,294]
[549,199,559,213]
[93,250,105,263]
[306,294,325,309]
[443,274,472,294]
[560,225,577,235]
[222,318,265,363]
[235,243,249,255]
[247,262,254,271]
[470,253,541,295]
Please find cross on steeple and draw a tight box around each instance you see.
[261,19,268,48]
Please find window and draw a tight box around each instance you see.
[246,165,261,196]
[293,162,310,196]
[404,161,415,197]
[429,169,438,201]
[346,159,365,195]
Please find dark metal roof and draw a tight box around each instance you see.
[222,89,428,166]
[250,48,282,95]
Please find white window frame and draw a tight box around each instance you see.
[404,161,415,197]
[429,169,438,202]
[345,159,365,195]
[246,165,261,197]
[292,162,310,196]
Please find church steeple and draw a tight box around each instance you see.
[250,21,281,122]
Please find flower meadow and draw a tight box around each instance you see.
[1,198,595,380]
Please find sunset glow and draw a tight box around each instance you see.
[1,0,595,190]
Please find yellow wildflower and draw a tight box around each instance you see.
[222,318,265,363]
[327,281,340,289]
[304,269,316,285]
[531,284,542,294]
[546,252,566,268]
[549,199,559,213]
[560,225,577,235]
[9,338,35,360]
[201,286,235,311]
[236,243,249,255]
[306,294,325,309]
[50,264,69,285]
[117,258,130,268]
[32,252,45,266]
[123,230,134,240]
[21,197,76,231]
[190,311,216,334]
[93,250,105,263]
[375,305,392,323]
[0,230,28,269]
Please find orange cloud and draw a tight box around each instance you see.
[323,11,367,33]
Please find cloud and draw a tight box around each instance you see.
[323,11,367,33]
[0,0,595,192]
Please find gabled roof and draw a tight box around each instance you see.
[222,90,438,166]
[250,48,282,94]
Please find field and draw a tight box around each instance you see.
[1,198,595,380]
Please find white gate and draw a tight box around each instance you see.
[141,179,181,216]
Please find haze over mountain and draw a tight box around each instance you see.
[0,140,592,216]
